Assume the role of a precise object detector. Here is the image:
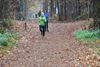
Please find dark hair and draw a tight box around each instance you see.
[44,10,48,13]
[38,10,41,17]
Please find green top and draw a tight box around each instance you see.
[38,16,46,26]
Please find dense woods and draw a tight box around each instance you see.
[43,0,93,21]
[42,0,100,29]
[0,0,99,29]
[92,0,100,29]
[0,0,17,19]
[0,0,99,39]
[0,0,99,20]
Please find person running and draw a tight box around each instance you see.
[44,10,49,32]
[38,12,46,37]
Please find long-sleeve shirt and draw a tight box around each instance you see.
[44,12,49,22]
[38,16,46,26]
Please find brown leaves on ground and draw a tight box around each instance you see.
[0,20,100,67]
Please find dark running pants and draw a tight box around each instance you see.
[39,25,45,37]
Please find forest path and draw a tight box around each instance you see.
[0,20,99,67]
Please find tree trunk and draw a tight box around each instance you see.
[92,0,100,29]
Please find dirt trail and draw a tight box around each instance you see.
[0,20,99,67]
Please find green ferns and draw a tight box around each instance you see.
[74,30,100,42]
[0,33,17,46]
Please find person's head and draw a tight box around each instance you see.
[44,10,47,13]
[38,11,41,17]
[41,12,44,17]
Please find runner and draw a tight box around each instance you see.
[38,12,46,37]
